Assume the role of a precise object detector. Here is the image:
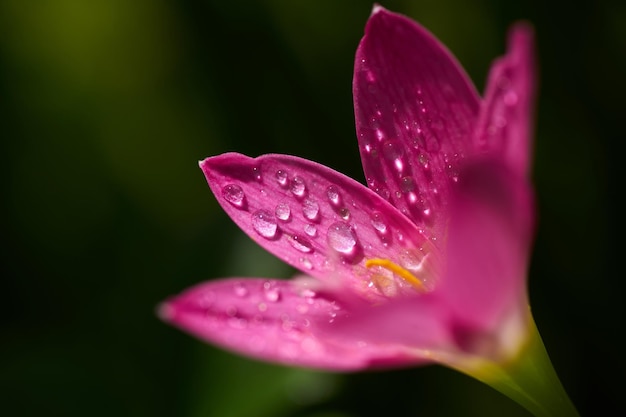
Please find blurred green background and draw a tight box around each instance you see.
[1,0,624,416]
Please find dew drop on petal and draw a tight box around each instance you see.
[300,257,313,270]
[252,209,278,238]
[327,222,358,254]
[374,186,390,201]
[290,176,306,197]
[222,184,245,207]
[233,282,248,297]
[382,140,403,160]
[275,170,288,187]
[275,203,291,221]
[263,281,281,302]
[252,166,262,182]
[302,198,320,221]
[400,176,415,193]
[289,234,313,253]
[370,212,388,235]
[339,207,350,220]
[326,185,341,206]
[304,223,317,237]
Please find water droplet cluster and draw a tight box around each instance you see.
[216,155,436,300]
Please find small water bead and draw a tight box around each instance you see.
[252,209,278,238]
[300,257,313,270]
[400,176,415,193]
[327,222,358,254]
[302,198,320,221]
[263,281,281,302]
[370,212,388,235]
[222,184,245,207]
[275,203,291,221]
[304,224,317,237]
[233,282,248,297]
[339,207,350,220]
[382,140,403,161]
[252,166,262,182]
[289,234,313,253]
[275,170,288,187]
[418,153,429,168]
[290,176,307,197]
[326,185,341,206]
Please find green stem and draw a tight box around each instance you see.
[453,316,580,417]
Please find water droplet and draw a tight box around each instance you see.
[302,198,319,221]
[418,153,429,168]
[263,281,281,302]
[222,184,245,207]
[370,212,388,235]
[327,222,358,254]
[301,288,316,298]
[275,203,291,221]
[275,170,288,187]
[258,302,267,312]
[289,234,313,253]
[233,282,248,297]
[300,257,313,270]
[373,185,390,201]
[382,140,403,160]
[252,166,262,182]
[400,176,415,193]
[290,176,306,197]
[304,223,317,237]
[228,317,248,329]
[252,210,277,238]
[339,207,350,220]
[326,185,341,206]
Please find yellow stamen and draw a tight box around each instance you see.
[365,258,426,292]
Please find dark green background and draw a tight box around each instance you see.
[2,0,624,416]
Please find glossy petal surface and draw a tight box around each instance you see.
[160,277,420,370]
[202,153,440,301]
[353,7,480,237]
[162,5,538,373]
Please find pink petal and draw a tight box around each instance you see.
[159,277,421,370]
[201,153,440,301]
[438,159,535,354]
[329,160,536,362]
[353,6,480,238]
[474,23,536,177]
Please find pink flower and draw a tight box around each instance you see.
[160,6,536,373]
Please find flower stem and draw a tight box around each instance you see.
[459,316,580,417]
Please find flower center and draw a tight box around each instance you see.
[365,258,426,292]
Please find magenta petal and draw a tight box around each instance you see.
[201,152,438,301]
[160,278,421,370]
[322,293,453,358]
[440,160,534,338]
[474,23,536,177]
[353,6,480,236]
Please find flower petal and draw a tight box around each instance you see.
[353,6,480,237]
[201,152,439,301]
[333,160,536,363]
[474,23,536,177]
[439,159,535,358]
[159,277,421,370]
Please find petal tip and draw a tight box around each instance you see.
[370,3,386,16]
[156,301,175,322]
